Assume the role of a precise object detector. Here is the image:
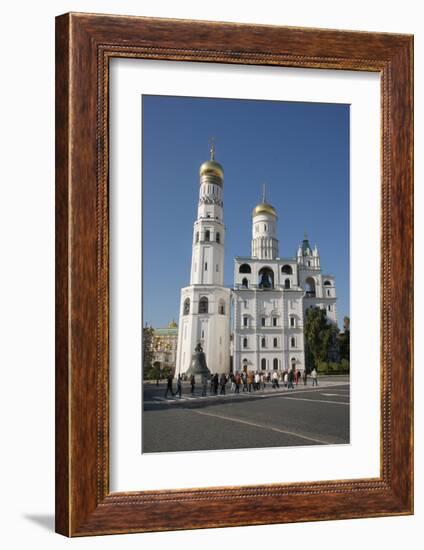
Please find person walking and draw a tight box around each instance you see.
[303,370,308,386]
[190,374,195,394]
[254,372,260,391]
[247,371,254,392]
[201,375,208,397]
[272,370,279,389]
[219,373,227,395]
[164,373,174,398]
[213,373,219,395]
[288,369,295,390]
[175,374,183,398]
[242,372,248,392]
[235,372,241,394]
[283,370,288,388]
[229,373,235,393]
[311,368,318,387]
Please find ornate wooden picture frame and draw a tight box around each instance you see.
[55,12,413,536]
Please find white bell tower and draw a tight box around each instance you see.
[175,141,231,376]
[251,184,279,260]
[190,140,225,285]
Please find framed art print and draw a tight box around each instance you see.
[55,13,413,536]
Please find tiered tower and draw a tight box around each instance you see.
[297,234,337,324]
[233,188,306,374]
[175,142,231,376]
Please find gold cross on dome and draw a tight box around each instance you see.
[209,137,216,161]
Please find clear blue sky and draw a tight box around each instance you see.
[142,95,350,328]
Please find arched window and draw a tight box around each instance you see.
[218,300,225,315]
[305,277,316,297]
[216,232,220,243]
[239,263,252,274]
[243,337,248,349]
[323,280,332,286]
[261,337,266,348]
[291,357,296,369]
[183,298,190,315]
[327,304,332,312]
[273,358,279,370]
[285,278,291,289]
[199,296,209,314]
[273,338,278,348]
[258,266,274,289]
[205,230,210,242]
[290,316,295,328]
[261,317,266,327]
[281,264,293,275]
[195,232,199,243]
[243,316,248,327]
[261,358,267,370]
[242,278,248,288]
[291,337,296,348]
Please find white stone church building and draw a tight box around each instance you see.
[175,147,337,377]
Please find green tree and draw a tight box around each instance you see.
[142,325,155,380]
[338,316,350,362]
[304,307,339,371]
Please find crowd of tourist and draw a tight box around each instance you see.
[164,368,318,398]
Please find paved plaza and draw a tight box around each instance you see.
[142,376,350,453]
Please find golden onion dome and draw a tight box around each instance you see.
[199,160,224,180]
[252,202,277,217]
[168,320,178,329]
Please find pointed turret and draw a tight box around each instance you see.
[297,233,320,269]
[301,233,312,256]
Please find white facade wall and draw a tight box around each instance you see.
[176,286,231,376]
[299,250,338,325]
[233,259,306,373]
[233,231,338,373]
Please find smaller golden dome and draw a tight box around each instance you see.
[199,160,224,180]
[168,320,178,329]
[252,202,277,217]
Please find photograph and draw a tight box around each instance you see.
[0,0,414,542]
[142,94,351,453]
